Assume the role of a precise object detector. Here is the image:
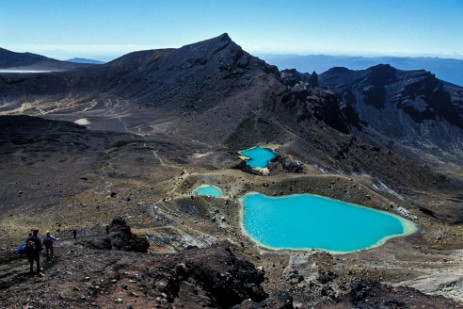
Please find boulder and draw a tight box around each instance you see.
[79,216,149,252]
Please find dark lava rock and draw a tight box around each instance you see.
[350,279,384,302]
[271,156,304,174]
[318,270,338,285]
[144,245,268,308]
[0,244,285,308]
[79,216,149,252]
[178,246,268,307]
[271,291,294,309]
[232,291,294,309]
[417,205,436,218]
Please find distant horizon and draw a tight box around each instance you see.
[3,37,463,86]
[4,42,463,64]
[1,1,462,63]
[7,41,463,86]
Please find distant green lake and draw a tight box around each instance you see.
[239,147,276,168]
[192,185,223,197]
[240,192,417,253]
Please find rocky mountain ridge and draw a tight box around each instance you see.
[1,34,462,161]
[319,64,463,160]
[259,54,463,87]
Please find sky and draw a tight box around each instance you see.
[1,0,462,61]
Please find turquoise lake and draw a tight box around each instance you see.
[240,192,417,253]
[192,185,223,197]
[239,147,277,168]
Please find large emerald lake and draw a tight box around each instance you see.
[240,192,417,253]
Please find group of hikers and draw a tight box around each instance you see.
[20,228,59,275]
[17,227,93,275]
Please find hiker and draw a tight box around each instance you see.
[72,229,77,239]
[25,228,43,274]
[43,230,57,260]
[105,225,110,234]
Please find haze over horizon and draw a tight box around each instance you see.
[1,0,462,62]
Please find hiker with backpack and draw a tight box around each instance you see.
[25,228,43,275]
[43,230,58,260]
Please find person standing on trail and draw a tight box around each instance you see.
[72,229,77,239]
[43,230,56,260]
[25,228,43,274]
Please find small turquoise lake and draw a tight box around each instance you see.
[240,192,417,253]
[239,147,277,169]
[192,185,223,197]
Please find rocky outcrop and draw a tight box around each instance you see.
[79,216,149,252]
[269,156,305,174]
[279,69,364,134]
[169,246,268,308]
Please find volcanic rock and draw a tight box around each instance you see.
[79,216,149,252]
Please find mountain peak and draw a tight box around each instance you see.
[366,63,397,75]
[181,33,237,53]
[368,63,394,70]
[203,33,232,43]
[218,32,231,42]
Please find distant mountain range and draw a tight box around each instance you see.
[259,54,463,87]
[0,47,91,71]
[67,57,105,64]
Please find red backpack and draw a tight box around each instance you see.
[25,240,37,253]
